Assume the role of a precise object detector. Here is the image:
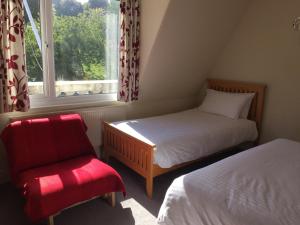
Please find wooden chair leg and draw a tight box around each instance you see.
[108,192,116,207]
[103,192,115,207]
[146,177,153,199]
[48,216,54,225]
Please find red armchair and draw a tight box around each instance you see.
[1,114,125,224]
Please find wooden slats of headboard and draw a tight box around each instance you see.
[207,79,266,137]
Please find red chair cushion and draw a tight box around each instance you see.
[18,154,126,222]
[1,114,95,183]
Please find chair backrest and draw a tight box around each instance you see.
[1,114,95,182]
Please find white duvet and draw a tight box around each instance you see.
[157,139,300,225]
[111,109,257,168]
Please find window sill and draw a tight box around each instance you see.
[0,94,126,120]
[30,93,118,108]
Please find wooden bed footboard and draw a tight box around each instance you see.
[103,122,155,198]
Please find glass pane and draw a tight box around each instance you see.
[52,0,119,97]
[24,0,44,95]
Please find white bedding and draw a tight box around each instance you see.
[157,139,300,225]
[111,109,257,168]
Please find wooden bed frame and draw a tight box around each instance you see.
[102,79,266,199]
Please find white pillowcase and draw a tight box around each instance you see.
[240,92,255,118]
[199,89,255,119]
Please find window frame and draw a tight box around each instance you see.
[26,0,118,108]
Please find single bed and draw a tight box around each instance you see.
[157,138,300,225]
[102,79,266,198]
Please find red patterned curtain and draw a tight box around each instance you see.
[118,0,140,102]
[0,0,30,113]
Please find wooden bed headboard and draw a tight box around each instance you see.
[207,79,266,134]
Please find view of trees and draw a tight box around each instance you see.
[25,0,119,82]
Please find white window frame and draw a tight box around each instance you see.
[28,0,118,108]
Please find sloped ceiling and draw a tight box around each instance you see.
[209,0,300,142]
[139,0,251,102]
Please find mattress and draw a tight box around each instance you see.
[157,139,300,225]
[111,109,258,168]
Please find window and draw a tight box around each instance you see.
[24,0,119,107]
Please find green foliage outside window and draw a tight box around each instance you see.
[25,0,119,82]
[25,19,42,82]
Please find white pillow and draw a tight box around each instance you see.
[240,93,255,119]
[199,89,254,119]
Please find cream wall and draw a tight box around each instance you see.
[210,0,300,142]
[140,0,250,101]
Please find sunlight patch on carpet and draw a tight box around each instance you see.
[121,198,157,225]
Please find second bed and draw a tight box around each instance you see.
[157,138,300,225]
